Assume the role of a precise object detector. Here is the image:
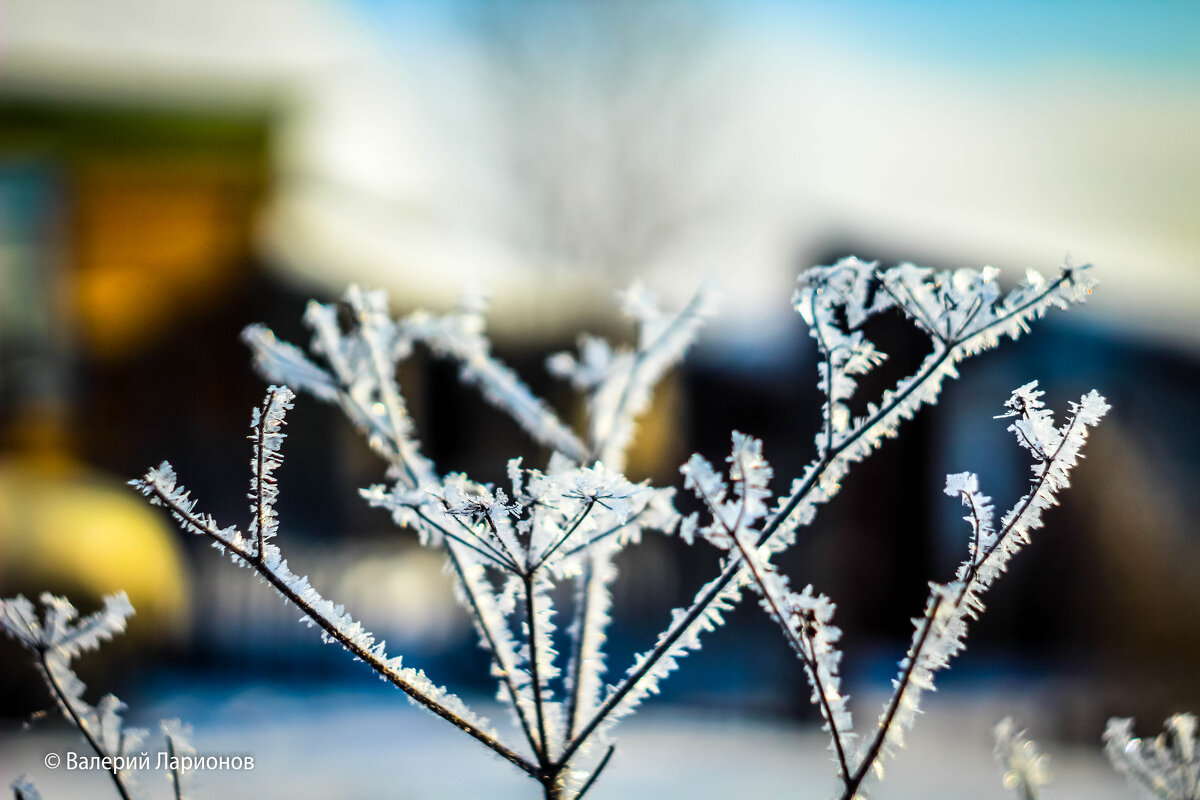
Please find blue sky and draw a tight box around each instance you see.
[347,0,1200,80]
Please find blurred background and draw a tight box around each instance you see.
[1,1,1198,797]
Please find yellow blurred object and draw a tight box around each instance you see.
[0,441,192,640]
[73,156,261,360]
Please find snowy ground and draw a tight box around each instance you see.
[1,684,1129,799]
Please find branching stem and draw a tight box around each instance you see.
[146,483,538,778]
[37,650,134,800]
[525,573,552,766]
[841,594,944,800]
[562,274,1072,765]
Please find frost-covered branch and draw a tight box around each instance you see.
[244,288,437,487]
[404,295,589,463]
[844,592,944,799]
[842,386,1108,797]
[678,433,854,783]
[1,593,198,800]
[131,395,537,778]
[1105,714,1200,800]
[994,718,1051,800]
[544,284,712,773]
[547,284,714,470]
[1,593,138,800]
[564,260,1095,765]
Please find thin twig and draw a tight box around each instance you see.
[875,273,945,345]
[524,574,552,766]
[557,505,648,561]
[533,499,597,571]
[147,484,538,778]
[574,744,617,800]
[252,390,276,563]
[842,595,944,800]
[37,650,134,800]
[590,288,706,465]
[564,555,597,741]
[166,731,183,800]
[712,449,852,786]
[354,302,424,489]
[413,507,521,573]
[443,540,543,761]
[956,406,1085,607]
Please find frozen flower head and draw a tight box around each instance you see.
[994,719,1052,797]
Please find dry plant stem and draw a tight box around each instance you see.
[731,532,852,785]
[442,539,543,759]
[839,399,1090,798]
[810,310,836,455]
[560,273,1074,765]
[36,649,134,800]
[957,407,1085,605]
[840,595,944,800]
[558,507,650,561]
[573,744,617,800]
[711,449,853,782]
[524,572,552,765]
[588,289,707,465]
[142,482,539,778]
[839,399,1092,799]
[564,554,598,741]
[166,733,184,800]
[416,507,517,569]
[252,391,274,562]
[357,305,424,489]
[533,499,597,572]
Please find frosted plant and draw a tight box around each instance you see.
[1105,714,1200,800]
[1,593,196,800]
[683,386,1107,798]
[130,256,1097,798]
[985,713,1200,800]
[662,259,1105,797]
[994,718,1052,800]
[10,776,42,800]
[135,286,703,799]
